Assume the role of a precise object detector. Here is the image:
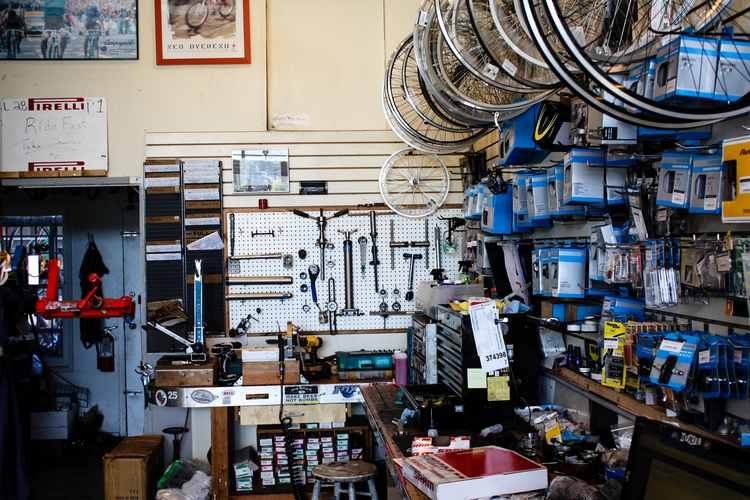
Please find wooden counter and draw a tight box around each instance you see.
[360,384,430,500]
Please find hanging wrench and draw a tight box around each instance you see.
[358,236,368,274]
[135,362,154,409]
[404,253,423,301]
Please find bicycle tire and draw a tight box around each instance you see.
[379,148,451,218]
[540,0,750,122]
[218,0,234,17]
[520,0,720,129]
[185,0,209,28]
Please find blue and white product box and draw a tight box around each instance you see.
[553,248,587,298]
[653,36,719,103]
[604,153,632,205]
[628,59,657,102]
[602,296,645,322]
[715,39,750,102]
[528,174,550,220]
[589,228,603,282]
[657,152,692,208]
[497,103,549,166]
[473,183,486,219]
[563,149,606,204]
[513,173,534,215]
[540,248,552,297]
[476,232,503,274]
[463,186,480,220]
[531,249,542,295]
[689,155,725,214]
[547,166,585,216]
[481,185,513,235]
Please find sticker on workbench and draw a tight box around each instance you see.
[155,389,168,406]
[221,390,236,405]
[190,389,216,404]
[332,385,360,398]
[284,386,320,404]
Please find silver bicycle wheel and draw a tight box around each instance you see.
[379,148,451,218]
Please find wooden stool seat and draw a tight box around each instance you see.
[311,461,379,500]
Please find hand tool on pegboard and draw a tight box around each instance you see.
[293,208,349,281]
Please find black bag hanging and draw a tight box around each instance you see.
[79,234,109,350]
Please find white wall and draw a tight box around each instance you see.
[0,0,424,176]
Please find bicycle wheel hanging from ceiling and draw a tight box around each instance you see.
[416,0,557,122]
[383,35,492,153]
[538,0,750,122]
[438,0,560,91]
[519,0,722,129]
[379,148,451,218]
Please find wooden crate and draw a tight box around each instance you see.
[153,357,218,387]
[242,361,300,386]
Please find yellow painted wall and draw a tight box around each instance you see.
[0,0,424,177]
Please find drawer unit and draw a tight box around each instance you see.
[410,314,438,385]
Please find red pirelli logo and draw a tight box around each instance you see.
[28,98,85,111]
[28,161,86,172]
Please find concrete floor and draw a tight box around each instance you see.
[31,454,104,500]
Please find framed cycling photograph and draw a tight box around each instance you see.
[155,0,250,65]
[3,0,138,60]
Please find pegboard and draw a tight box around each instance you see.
[225,208,464,334]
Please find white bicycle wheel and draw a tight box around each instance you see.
[379,148,450,218]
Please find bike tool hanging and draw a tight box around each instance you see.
[349,210,393,292]
[308,264,327,324]
[293,208,349,281]
[338,229,364,317]
[327,277,338,335]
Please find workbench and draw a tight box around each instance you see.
[359,384,429,500]
[151,377,381,499]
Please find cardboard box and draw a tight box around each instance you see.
[716,39,750,102]
[528,174,550,220]
[689,155,724,214]
[234,445,259,478]
[103,435,164,500]
[398,446,547,500]
[30,408,77,440]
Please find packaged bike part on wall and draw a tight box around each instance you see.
[681,240,704,290]
[636,333,661,381]
[689,155,724,214]
[716,337,731,398]
[656,153,693,209]
[602,322,626,389]
[648,333,698,392]
[729,334,749,400]
[698,337,721,398]
[725,341,739,400]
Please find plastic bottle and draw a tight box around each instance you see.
[392,350,408,388]
[479,423,504,437]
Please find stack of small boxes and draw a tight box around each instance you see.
[258,423,364,489]
[233,446,259,492]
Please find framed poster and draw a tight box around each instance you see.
[231,149,289,194]
[155,0,250,65]
[4,1,138,59]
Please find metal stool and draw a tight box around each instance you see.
[311,461,379,500]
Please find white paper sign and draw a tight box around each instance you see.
[468,301,509,373]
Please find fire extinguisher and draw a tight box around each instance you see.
[98,326,117,372]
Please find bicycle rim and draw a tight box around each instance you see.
[186,1,209,28]
[521,0,720,128]
[379,148,451,218]
[218,0,234,17]
[542,0,750,121]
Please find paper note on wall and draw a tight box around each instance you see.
[468,301,509,373]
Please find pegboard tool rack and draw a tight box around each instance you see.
[224,206,465,336]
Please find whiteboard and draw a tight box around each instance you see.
[1,97,108,175]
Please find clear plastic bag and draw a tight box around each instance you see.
[157,459,212,500]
